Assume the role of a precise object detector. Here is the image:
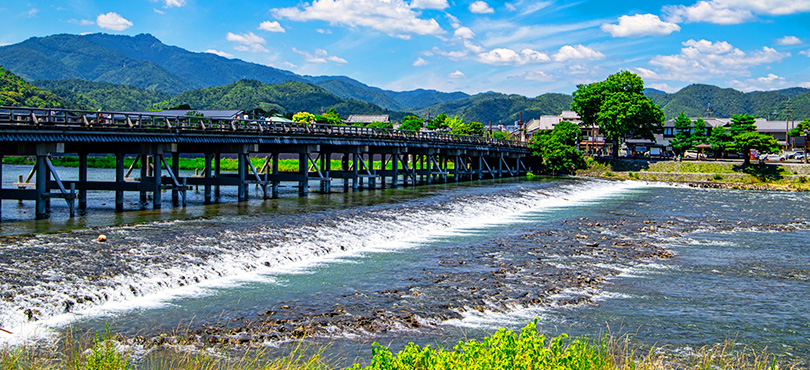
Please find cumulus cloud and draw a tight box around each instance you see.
[293,48,348,63]
[410,0,448,9]
[801,49,810,57]
[259,21,286,33]
[469,1,495,14]
[226,32,269,53]
[601,14,680,37]
[96,12,133,31]
[164,0,186,8]
[316,28,332,34]
[413,57,429,66]
[448,70,466,78]
[272,0,444,38]
[454,26,475,39]
[776,36,801,45]
[28,8,38,17]
[205,49,234,58]
[729,73,789,91]
[663,0,810,25]
[647,39,789,81]
[478,48,550,65]
[553,45,605,62]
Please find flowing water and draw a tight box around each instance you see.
[0,165,808,365]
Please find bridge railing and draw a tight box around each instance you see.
[0,106,527,149]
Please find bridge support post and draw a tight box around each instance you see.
[272,153,279,199]
[0,154,3,220]
[204,153,213,204]
[299,152,309,196]
[238,152,247,202]
[153,154,162,209]
[115,153,125,212]
[392,152,399,188]
[78,152,88,213]
[477,156,483,180]
[214,153,221,202]
[322,152,332,193]
[139,155,148,206]
[497,153,503,178]
[172,153,180,207]
[35,152,48,220]
[368,153,376,190]
[352,152,359,191]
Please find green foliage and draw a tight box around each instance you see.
[692,118,709,146]
[350,320,613,370]
[79,325,129,370]
[572,71,664,159]
[0,65,68,108]
[399,115,424,131]
[709,126,733,155]
[647,83,810,120]
[788,118,810,138]
[413,93,573,127]
[728,113,757,138]
[367,121,394,129]
[426,113,450,130]
[293,112,315,123]
[735,131,780,165]
[669,113,693,153]
[529,121,586,175]
[491,131,512,140]
[34,79,171,111]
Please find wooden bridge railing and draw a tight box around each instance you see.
[0,106,528,149]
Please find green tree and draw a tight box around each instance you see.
[292,111,315,123]
[529,121,586,175]
[709,126,734,158]
[788,118,810,163]
[399,115,424,131]
[728,113,757,138]
[669,113,693,154]
[727,113,761,163]
[492,131,513,140]
[735,131,780,166]
[572,71,664,159]
[367,121,394,129]
[426,113,450,130]
[692,118,709,146]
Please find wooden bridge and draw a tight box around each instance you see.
[0,106,531,220]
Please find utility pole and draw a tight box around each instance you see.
[784,98,794,150]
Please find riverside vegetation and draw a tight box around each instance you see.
[0,321,795,370]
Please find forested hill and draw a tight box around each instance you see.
[413,92,573,124]
[648,84,810,119]
[0,33,467,110]
[34,79,171,111]
[0,65,68,108]
[151,79,391,118]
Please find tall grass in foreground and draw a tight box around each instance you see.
[0,321,797,370]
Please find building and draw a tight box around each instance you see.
[343,115,390,125]
[525,111,606,154]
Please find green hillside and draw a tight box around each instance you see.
[0,65,68,108]
[414,92,572,124]
[152,79,387,116]
[649,84,810,119]
[34,79,171,111]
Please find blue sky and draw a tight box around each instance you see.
[1,0,809,96]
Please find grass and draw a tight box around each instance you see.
[1,321,798,370]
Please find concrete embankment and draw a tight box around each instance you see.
[577,158,810,191]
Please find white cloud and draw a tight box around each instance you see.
[648,39,789,81]
[800,81,810,88]
[28,8,38,17]
[205,49,234,58]
[478,48,550,65]
[647,83,679,93]
[226,32,269,53]
[153,8,165,14]
[553,45,605,62]
[72,19,95,26]
[410,0,448,10]
[522,71,553,82]
[272,0,444,38]
[164,0,186,8]
[776,36,801,45]
[316,29,332,34]
[663,0,810,25]
[801,49,810,57]
[454,26,475,39]
[448,70,466,78]
[293,48,348,64]
[259,21,286,33]
[601,14,680,37]
[96,12,133,31]
[505,3,517,11]
[413,57,429,66]
[633,67,661,80]
[757,73,784,83]
[728,73,788,91]
[469,1,495,14]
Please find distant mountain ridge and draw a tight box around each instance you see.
[0,33,468,110]
[647,84,810,120]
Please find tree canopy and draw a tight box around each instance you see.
[572,71,664,158]
[529,121,585,175]
[669,113,693,154]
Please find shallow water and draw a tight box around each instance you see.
[0,169,807,364]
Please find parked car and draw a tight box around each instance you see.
[761,153,783,162]
[786,151,805,161]
[683,150,706,160]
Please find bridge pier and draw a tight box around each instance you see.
[204,153,213,204]
[115,153,124,212]
[79,152,88,213]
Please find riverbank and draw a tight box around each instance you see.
[577,157,810,191]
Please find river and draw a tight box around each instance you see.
[0,165,808,365]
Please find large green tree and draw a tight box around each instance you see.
[736,132,780,166]
[709,126,733,158]
[692,118,709,146]
[399,115,424,131]
[529,121,585,175]
[669,113,693,154]
[572,71,664,159]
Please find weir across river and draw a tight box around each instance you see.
[0,106,530,220]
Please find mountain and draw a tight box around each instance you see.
[34,79,172,111]
[0,33,467,110]
[413,92,573,124]
[151,79,387,117]
[0,65,68,108]
[649,84,810,119]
